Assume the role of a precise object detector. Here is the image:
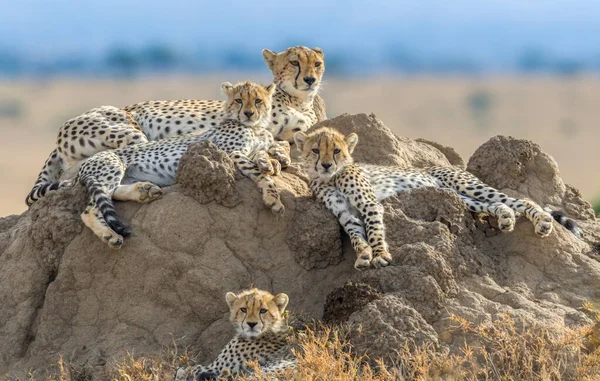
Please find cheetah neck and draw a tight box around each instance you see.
[275,86,315,111]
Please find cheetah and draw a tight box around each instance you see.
[48,81,287,249]
[25,46,326,206]
[174,288,295,381]
[294,127,580,270]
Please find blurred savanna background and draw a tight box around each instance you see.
[1,0,599,217]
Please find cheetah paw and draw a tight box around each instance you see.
[102,231,124,249]
[269,142,292,168]
[534,212,554,237]
[264,196,285,215]
[371,250,393,268]
[257,156,275,175]
[493,204,516,233]
[354,246,373,270]
[137,182,163,203]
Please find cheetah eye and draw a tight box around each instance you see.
[255,99,262,104]
[235,99,243,104]
[333,148,341,154]
[260,308,268,314]
[311,148,319,154]
[290,60,299,67]
[315,62,322,67]
[240,307,247,313]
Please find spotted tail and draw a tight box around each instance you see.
[25,148,73,206]
[545,207,583,238]
[82,176,132,237]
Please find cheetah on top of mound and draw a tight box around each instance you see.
[38,81,287,249]
[294,127,581,271]
[25,46,326,206]
[174,288,295,381]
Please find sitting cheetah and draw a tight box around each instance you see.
[26,46,326,206]
[294,127,580,270]
[174,288,295,381]
[47,81,286,249]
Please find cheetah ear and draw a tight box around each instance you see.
[221,82,234,97]
[273,293,289,313]
[262,49,277,70]
[312,47,324,56]
[264,83,276,96]
[345,133,358,154]
[225,292,238,309]
[294,131,308,152]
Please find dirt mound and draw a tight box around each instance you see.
[1,113,599,377]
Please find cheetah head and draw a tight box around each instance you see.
[226,288,289,338]
[221,81,276,128]
[262,46,324,102]
[294,127,358,180]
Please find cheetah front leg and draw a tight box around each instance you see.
[337,171,393,269]
[315,186,373,270]
[231,151,285,215]
[112,182,164,203]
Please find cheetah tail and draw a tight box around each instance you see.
[83,177,133,237]
[545,207,583,238]
[25,148,71,206]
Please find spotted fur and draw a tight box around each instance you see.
[41,82,287,249]
[26,46,327,206]
[295,127,579,270]
[174,289,295,381]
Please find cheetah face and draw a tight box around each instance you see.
[226,288,288,338]
[262,46,324,101]
[222,81,275,128]
[294,127,358,180]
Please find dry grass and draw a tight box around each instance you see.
[6,313,600,381]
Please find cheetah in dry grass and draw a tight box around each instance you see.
[174,289,295,381]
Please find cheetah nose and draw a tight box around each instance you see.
[244,111,254,118]
[304,76,316,86]
[247,322,257,329]
[321,162,332,170]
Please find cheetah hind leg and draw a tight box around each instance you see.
[429,168,549,236]
[80,202,124,249]
[112,182,164,203]
[454,193,516,232]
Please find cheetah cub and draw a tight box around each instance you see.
[46,81,287,249]
[295,127,578,270]
[174,289,295,381]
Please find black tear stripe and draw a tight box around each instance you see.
[237,101,243,120]
[314,135,323,173]
[294,62,301,89]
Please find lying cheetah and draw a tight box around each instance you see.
[174,288,295,381]
[45,81,286,249]
[26,46,326,206]
[295,127,580,270]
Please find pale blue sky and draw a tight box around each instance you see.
[1,0,599,71]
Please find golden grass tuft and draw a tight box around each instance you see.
[4,313,600,381]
